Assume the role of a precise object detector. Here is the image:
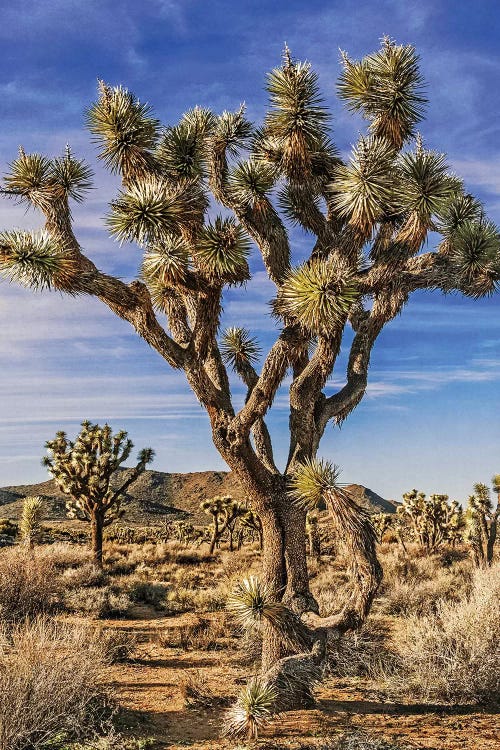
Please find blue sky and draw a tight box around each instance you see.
[1,0,500,503]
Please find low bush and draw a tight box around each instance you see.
[61,563,109,589]
[387,563,500,704]
[0,617,112,750]
[128,580,168,608]
[64,586,132,618]
[328,620,395,679]
[164,584,227,614]
[162,614,231,651]
[0,547,60,623]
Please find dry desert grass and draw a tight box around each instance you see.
[0,535,498,750]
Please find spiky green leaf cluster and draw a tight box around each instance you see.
[229,159,277,207]
[50,147,94,203]
[447,219,500,294]
[289,457,342,511]
[273,258,358,333]
[4,151,52,199]
[224,678,276,740]
[220,327,261,370]
[141,235,191,288]
[394,145,456,249]
[264,55,331,177]
[0,230,74,290]
[436,192,483,237]
[156,108,215,180]
[329,136,396,237]
[4,147,93,206]
[212,108,253,156]
[86,83,160,174]
[107,178,206,245]
[195,216,250,283]
[227,576,285,629]
[338,38,426,148]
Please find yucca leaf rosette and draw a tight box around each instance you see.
[329,136,396,239]
[141,235,191,288]
[227,576,285,629]
[86,83,160,175]
[273,258,357,333]
[338,38,426,149]
[289,457,343,512]
[0,230,75,291]
[229,158,277,208]
[107,178,206,245]
[263,51,331,178]
[220,327,261,370]
[195,216,251,283]
[447,219,500,296]
[394,143,456,251]
[224,677,277,740]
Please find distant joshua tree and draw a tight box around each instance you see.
[43,421,154,567]
[397,489,464,551]
[1,37,499,697]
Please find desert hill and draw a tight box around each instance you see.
[0,469,396,524]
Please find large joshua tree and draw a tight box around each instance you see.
[1,39,500,678]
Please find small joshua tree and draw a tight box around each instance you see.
[200,494,246,553]
[372,511,393,544]
[19,495,44,549]
[240,507,264,550]
[465,480,499,566]
[43,421,154,567]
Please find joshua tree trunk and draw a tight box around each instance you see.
[91,512,105,569]
[209,517,219,555]
[486,501,499,565]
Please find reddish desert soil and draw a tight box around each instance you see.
[93,607,500,750]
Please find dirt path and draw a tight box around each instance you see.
[97,610,499,750]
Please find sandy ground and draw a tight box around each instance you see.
[94,607,500,750]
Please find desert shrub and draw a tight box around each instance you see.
[64,586,131,618]
[379,546,472,616]
[36,541,91,569]
[163,614,231,651]
[0,517,18,538]
[387,563,500,703]
[97,628,137,663]
[61,563,109,589]
[328,620,395,678]
[237,626,263,667]
[324,733,409,750]
[0,617,112,750]
[128,580,168,608]
[164,584,227,614]
[180,670,231,709]
[0,547,60,623]
[72,733,154,750]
